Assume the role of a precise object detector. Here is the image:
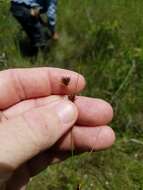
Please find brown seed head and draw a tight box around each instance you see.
[61,76,71,86]
[68,94,76,102]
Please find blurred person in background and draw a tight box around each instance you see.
[10,0,59,49]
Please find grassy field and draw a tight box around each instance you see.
[1,0,143,189]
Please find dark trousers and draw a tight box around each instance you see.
[10,2,46,47]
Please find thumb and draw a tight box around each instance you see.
[0,100,77,177]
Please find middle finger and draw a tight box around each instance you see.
[3,96,113,126]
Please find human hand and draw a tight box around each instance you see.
[0,68,115,190]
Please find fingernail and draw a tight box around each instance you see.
[54,101,77,126]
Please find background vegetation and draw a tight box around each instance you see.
[0,0,143,189]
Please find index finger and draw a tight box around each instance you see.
[0,68,85,109]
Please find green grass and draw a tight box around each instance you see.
[1,0,143,189]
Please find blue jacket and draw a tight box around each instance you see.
[12,0,57,29]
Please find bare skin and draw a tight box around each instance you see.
[0,68,115,190]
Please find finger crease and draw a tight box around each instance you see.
[0,111,8,121]
[10,70,27,101]
[47,70,53,95]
